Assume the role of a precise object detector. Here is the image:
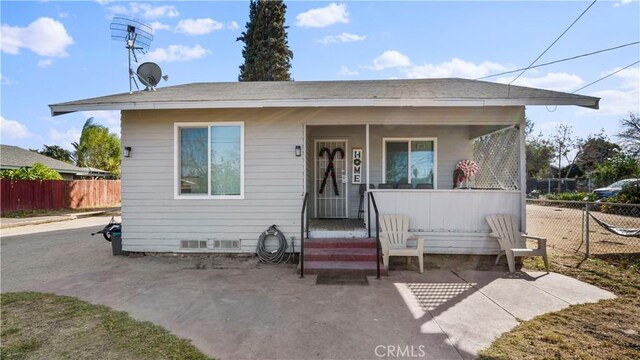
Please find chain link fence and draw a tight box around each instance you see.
[527,200,640,256]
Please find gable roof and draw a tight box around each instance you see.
[49,78,599,116]
[0,144,109,176]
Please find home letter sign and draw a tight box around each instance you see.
[352,148,362,184]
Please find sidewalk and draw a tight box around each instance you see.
[0,209,119,230]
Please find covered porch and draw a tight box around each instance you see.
[304,122,525,255]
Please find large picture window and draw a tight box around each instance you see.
[176,122,244,198]
[383,138,436,188]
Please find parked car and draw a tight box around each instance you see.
[593,179,639,199]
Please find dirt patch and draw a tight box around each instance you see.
[527,204,640,255]
[0,292,211,360]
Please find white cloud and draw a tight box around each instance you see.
[58,11,69,18]
[49,128,81,150]
[588,88,640,116]
[175,18,224,35]
[579,66,639,116]
[339,66,358,76]
[145,44,209,63]
[366,50,411,71]
[496,72,584,92]
[614,0,634,7]
[107,3,179,19]
[228,21,239,30]
[606,66,640,91]
[405,58,509,79]
[1,116,31,139]
[37,59,53,68]
[0,73,14,85]
[296,3,349,28]
[319,32,366,44]
[150,21,171,33]
[1,17,74,57]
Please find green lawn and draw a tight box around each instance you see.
[1,292,211,360]
[478,251,640,360]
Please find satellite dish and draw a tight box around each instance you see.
[137,62,162,89]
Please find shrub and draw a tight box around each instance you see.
[606,182,640,205]
[0,163,63,180]
[601,182,640,216]
[544,192,597,202]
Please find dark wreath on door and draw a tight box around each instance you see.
[315,140,348,218]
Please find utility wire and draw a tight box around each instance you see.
[572,60,640,93]
[509,0,597,85]
[476,41,640,80]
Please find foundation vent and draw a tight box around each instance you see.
[180,240,208,249]
[212,240,240,249]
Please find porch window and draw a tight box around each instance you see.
[383,138,436,188]
[175,122,244,198]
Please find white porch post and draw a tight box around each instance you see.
[519,118,527,232]
[366,123,370,191]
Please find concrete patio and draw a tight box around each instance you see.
[1,222,615,360]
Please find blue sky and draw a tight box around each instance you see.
[1,1,639,152]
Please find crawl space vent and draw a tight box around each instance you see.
[181,240,208,249]
[212,240,240,249]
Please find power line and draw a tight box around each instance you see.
[509,0,597,85]
[476,41,640,80]
[573,60,640,93]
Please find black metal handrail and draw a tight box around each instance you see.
[368,191,381,279]
[300,192,308,278]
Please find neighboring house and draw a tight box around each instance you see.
[0,144,110,180]
[49,79,599,256]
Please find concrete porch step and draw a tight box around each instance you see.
[304,248,378,262]
[304,237,377,249]
[298,260,387,276]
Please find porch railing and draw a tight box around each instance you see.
[299,192,309,278]
[367,191,382,279]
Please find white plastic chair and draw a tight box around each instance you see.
[379,215,424,273]
[486,214,549,273]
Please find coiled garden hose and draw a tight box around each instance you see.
[256,224,292,264]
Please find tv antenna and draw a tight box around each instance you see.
[110,16,155,94]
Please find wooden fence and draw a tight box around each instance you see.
[0,180,121,213]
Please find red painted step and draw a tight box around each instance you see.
[299,237,386,276]
[304,248,378,262]
[304,237,377,249]
[299,260,387,276]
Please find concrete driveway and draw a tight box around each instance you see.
[1,219,615,360]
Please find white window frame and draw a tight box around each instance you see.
[174,122,245,199]
[382,137,438,189]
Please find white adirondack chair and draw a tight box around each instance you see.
[379,215,424,273]
[486,214,549,273]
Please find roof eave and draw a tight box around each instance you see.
[49,97,600,116]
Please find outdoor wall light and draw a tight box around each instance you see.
[124,146,132,158]
[295,145,302,157]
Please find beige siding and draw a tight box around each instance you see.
[121,109,305,253]
[121,106,523,254]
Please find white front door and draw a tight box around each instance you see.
[315,139,348,218]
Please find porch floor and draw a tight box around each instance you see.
[309,218,365,231]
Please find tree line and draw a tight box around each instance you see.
[526,112,640,188]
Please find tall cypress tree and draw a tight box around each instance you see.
[237,0,293,81]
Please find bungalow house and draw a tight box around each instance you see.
[0,144,110,180]
[50,79,599,272]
